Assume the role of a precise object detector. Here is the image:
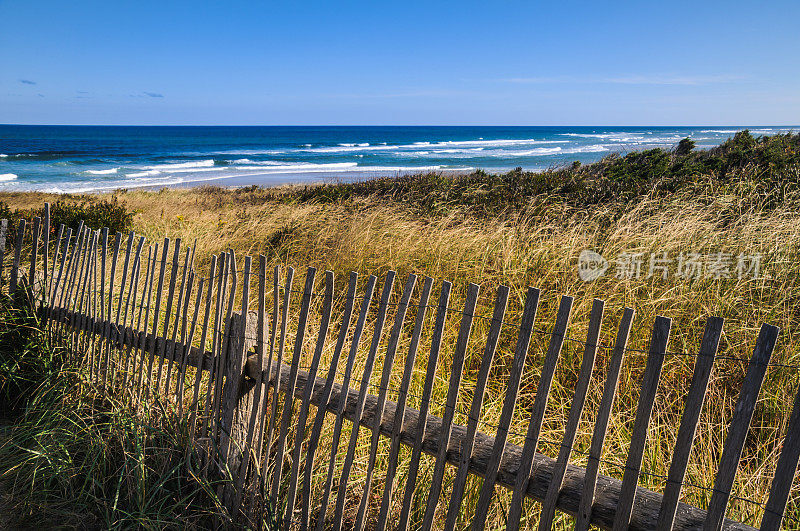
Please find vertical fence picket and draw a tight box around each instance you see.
[264,265,291,478]
[51,227,73,340]
[537,298,604,530]
[157,239,180,392]
[272,267,317,514]
[166,246,191,396]
[656,316,724,529]
[119,237,145,384]
[354,273,418,531]
[124,246,149,394]
[255,264,281,460]
[136,243,158,402]
[188,255,216,445]
[220,254,251,505]
[331,271,395,531]
[42,203,49,300]
[507,295,574,527]
[58,224,82,344]
[443,284,509,531]
[147,239,170,396]
[44,225,65,336]
[11,219,25,294]
[313,274,376,531]
[612,315,672,531]
[421,282,481,530]
[200,252,228,452]
[176,270,198,413]
[107,232,134,385]
[285,270,335,527]
[397,280,452,531]
[0,219,7,290]
[703,324,780,531]
[29,216,40,297]
[69,228,90,353]
[376,276,435,531]
[471,286,541,530]
[95,228,107,380]
[575,307,634,530]
[761,378,800,531]
[102,231,121,388]
[212,251,238,456]
[230,256,268,515]
[303,271,359,529]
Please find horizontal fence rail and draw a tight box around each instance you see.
[2,205,799,530]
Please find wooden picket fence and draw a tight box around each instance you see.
[2,205,800,530]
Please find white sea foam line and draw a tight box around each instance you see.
[0,173,18,182]
[144,159,216,170]
[85,167,119,175]
[32,165,472,194]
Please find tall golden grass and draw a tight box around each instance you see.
[3,182,799,529]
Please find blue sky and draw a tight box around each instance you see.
[1,0,798,125]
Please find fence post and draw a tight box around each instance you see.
[219,309,259,515]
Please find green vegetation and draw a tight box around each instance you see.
[0,301,225,529]
[232,130,800,214]
[0,196,135,233]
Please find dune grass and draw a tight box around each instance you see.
[1,131,799,528]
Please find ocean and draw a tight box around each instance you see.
[0,125,795,193]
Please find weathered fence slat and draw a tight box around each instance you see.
[42,204,49,299]
[263,265,293,496]
[119,237,144,385]
[10,219,25,293]
[231,256,269,517]
[0,218,8,288]
[147,238,169,396]
[704,324,780,531]
[397,279,452,531]
[44,225,66,338]
[574,306,634,530]
[174,269,196,409]
[508,294,574,527]
[286,270,335,527]
[102,231,121,388]
[157,238,180,392]
[376,275,435,531]
[354,273,418,531]
[331,270,396,531]
[136,243,158,402]
[538,298,605,530]
[123,246,148,394]
[188,254,216,444]
[313,274,376,531]
[200,252,228,453]
[301,271,358,529]
[165,247,191,395]
[657,316,724,530]
[50,227,72,341]
[422,282,481,530]
[471,286,541,530]
[221,255,253,508]
[612,315,672,531]
[211,251,238,453]
[761,378,800,531]
[272,267,317,512]
[443,284,510,531]
[29,216,40,296]
[255,263,281,460]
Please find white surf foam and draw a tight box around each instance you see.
[0,173,17,182]
[85,167,119,175]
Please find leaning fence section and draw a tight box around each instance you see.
[2,205,799,530]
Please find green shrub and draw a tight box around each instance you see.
[49,197,134,233]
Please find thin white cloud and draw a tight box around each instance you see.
[503,74,744,86]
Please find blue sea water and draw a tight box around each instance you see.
[0,125,795,193]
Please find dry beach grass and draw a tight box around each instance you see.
[2,132,800,528]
